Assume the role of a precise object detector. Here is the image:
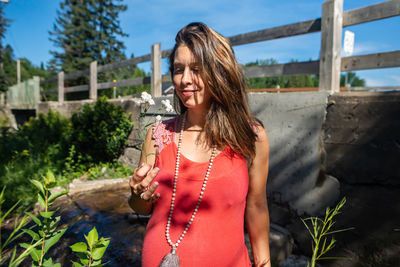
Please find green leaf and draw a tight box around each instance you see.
[0,186,5,202]
[42,257,53,266]
[1,199,21,224]
[79,258,90,265]
[38,193,46,208]
[92,239,110,260]
[19,242,31,249]
[22,229,40,241]
[70,242,88,253]
[48,190,68,204]
[39,211,55,219]
[14,239,43,266]
[3,215,29,248]
[91,260,105,266]
[30,247,41,262]
[25,211,42,226]
[87,227,99,249]
[43,228,67,254]
[30,179,44,195]
[8,246,17,265]
[43,169,56,188]
[72,261,84,267]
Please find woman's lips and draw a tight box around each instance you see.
[181,90,198,96]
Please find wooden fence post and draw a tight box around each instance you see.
[90,61,98,100]
[319,0,343,93]
[5,90,9,106]
[58,71,64,104]
[151,43,162,97]
[17,59,21,84]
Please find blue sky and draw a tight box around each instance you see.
[4,0,400,86]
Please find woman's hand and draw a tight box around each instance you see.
[130,163,161,202]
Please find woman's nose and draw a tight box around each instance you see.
[182,67,193,85]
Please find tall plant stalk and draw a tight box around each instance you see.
[301,197,354,267]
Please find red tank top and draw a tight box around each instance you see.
[141,117,251,267]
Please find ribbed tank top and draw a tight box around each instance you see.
[141,117,251,267]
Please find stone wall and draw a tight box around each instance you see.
[0,105,17,129]
[321,92,400,266]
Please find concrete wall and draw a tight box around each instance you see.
[0,106,18,129]
[248,92,340,215]
[324,92,400,186]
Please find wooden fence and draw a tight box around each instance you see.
[38,0,400,104]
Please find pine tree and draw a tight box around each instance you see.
[49,0,97,74]
[49,0,128,74]
[0,1,10,92]
[92,0,128,65]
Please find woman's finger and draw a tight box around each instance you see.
[129,163,151,188]
[137,167,160,192]
[140,182,159,202]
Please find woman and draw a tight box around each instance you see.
[129,22,270,267]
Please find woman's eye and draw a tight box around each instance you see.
[174,68,183,74]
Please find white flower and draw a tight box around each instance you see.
[156,115,162,121]
[141,91,152,102]
[148,99,155,105]
[161,99,174,112]
[133,99,143,106]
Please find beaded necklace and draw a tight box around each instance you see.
[159,114,216,267]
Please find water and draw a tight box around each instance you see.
[41,188,147,266]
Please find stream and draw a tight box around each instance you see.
[31,186,146,266]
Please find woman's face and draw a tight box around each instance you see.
[173,45,211,112]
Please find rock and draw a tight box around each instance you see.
[118,147,141,168]
[68,177,129,195]
[0,106,17,130]
[270,223,294,265]
[282,255,314,267]
[245,223,294,265]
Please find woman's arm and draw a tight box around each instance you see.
[245,126,271,267]
[128,126,159,215]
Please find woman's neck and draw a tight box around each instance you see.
[185,109,207,131]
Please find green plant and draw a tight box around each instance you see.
[70,227,110,267]
[301,197,353,267]
[18,110,71,158]
[0,117,9,128]
[21,170,68,267]
[0,187,32,266]
[70,96,133,163]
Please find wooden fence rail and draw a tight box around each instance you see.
[37,0,399,104]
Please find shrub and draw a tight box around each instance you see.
[70,96,133,163]
[18,110,71,158]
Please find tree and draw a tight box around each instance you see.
[0,1,10,92]
[340,71,365,87]
[2,45,50,85]
[49,0,128,75]
[245,58,365,89]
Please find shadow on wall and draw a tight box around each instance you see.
[249,91,339,216]
[323,92,400,267]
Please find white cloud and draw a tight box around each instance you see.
[389,75,400,85]
[364,77,388,87]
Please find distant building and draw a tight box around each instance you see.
[162,82,174,95]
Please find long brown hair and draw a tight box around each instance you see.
[169,22,261,159]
